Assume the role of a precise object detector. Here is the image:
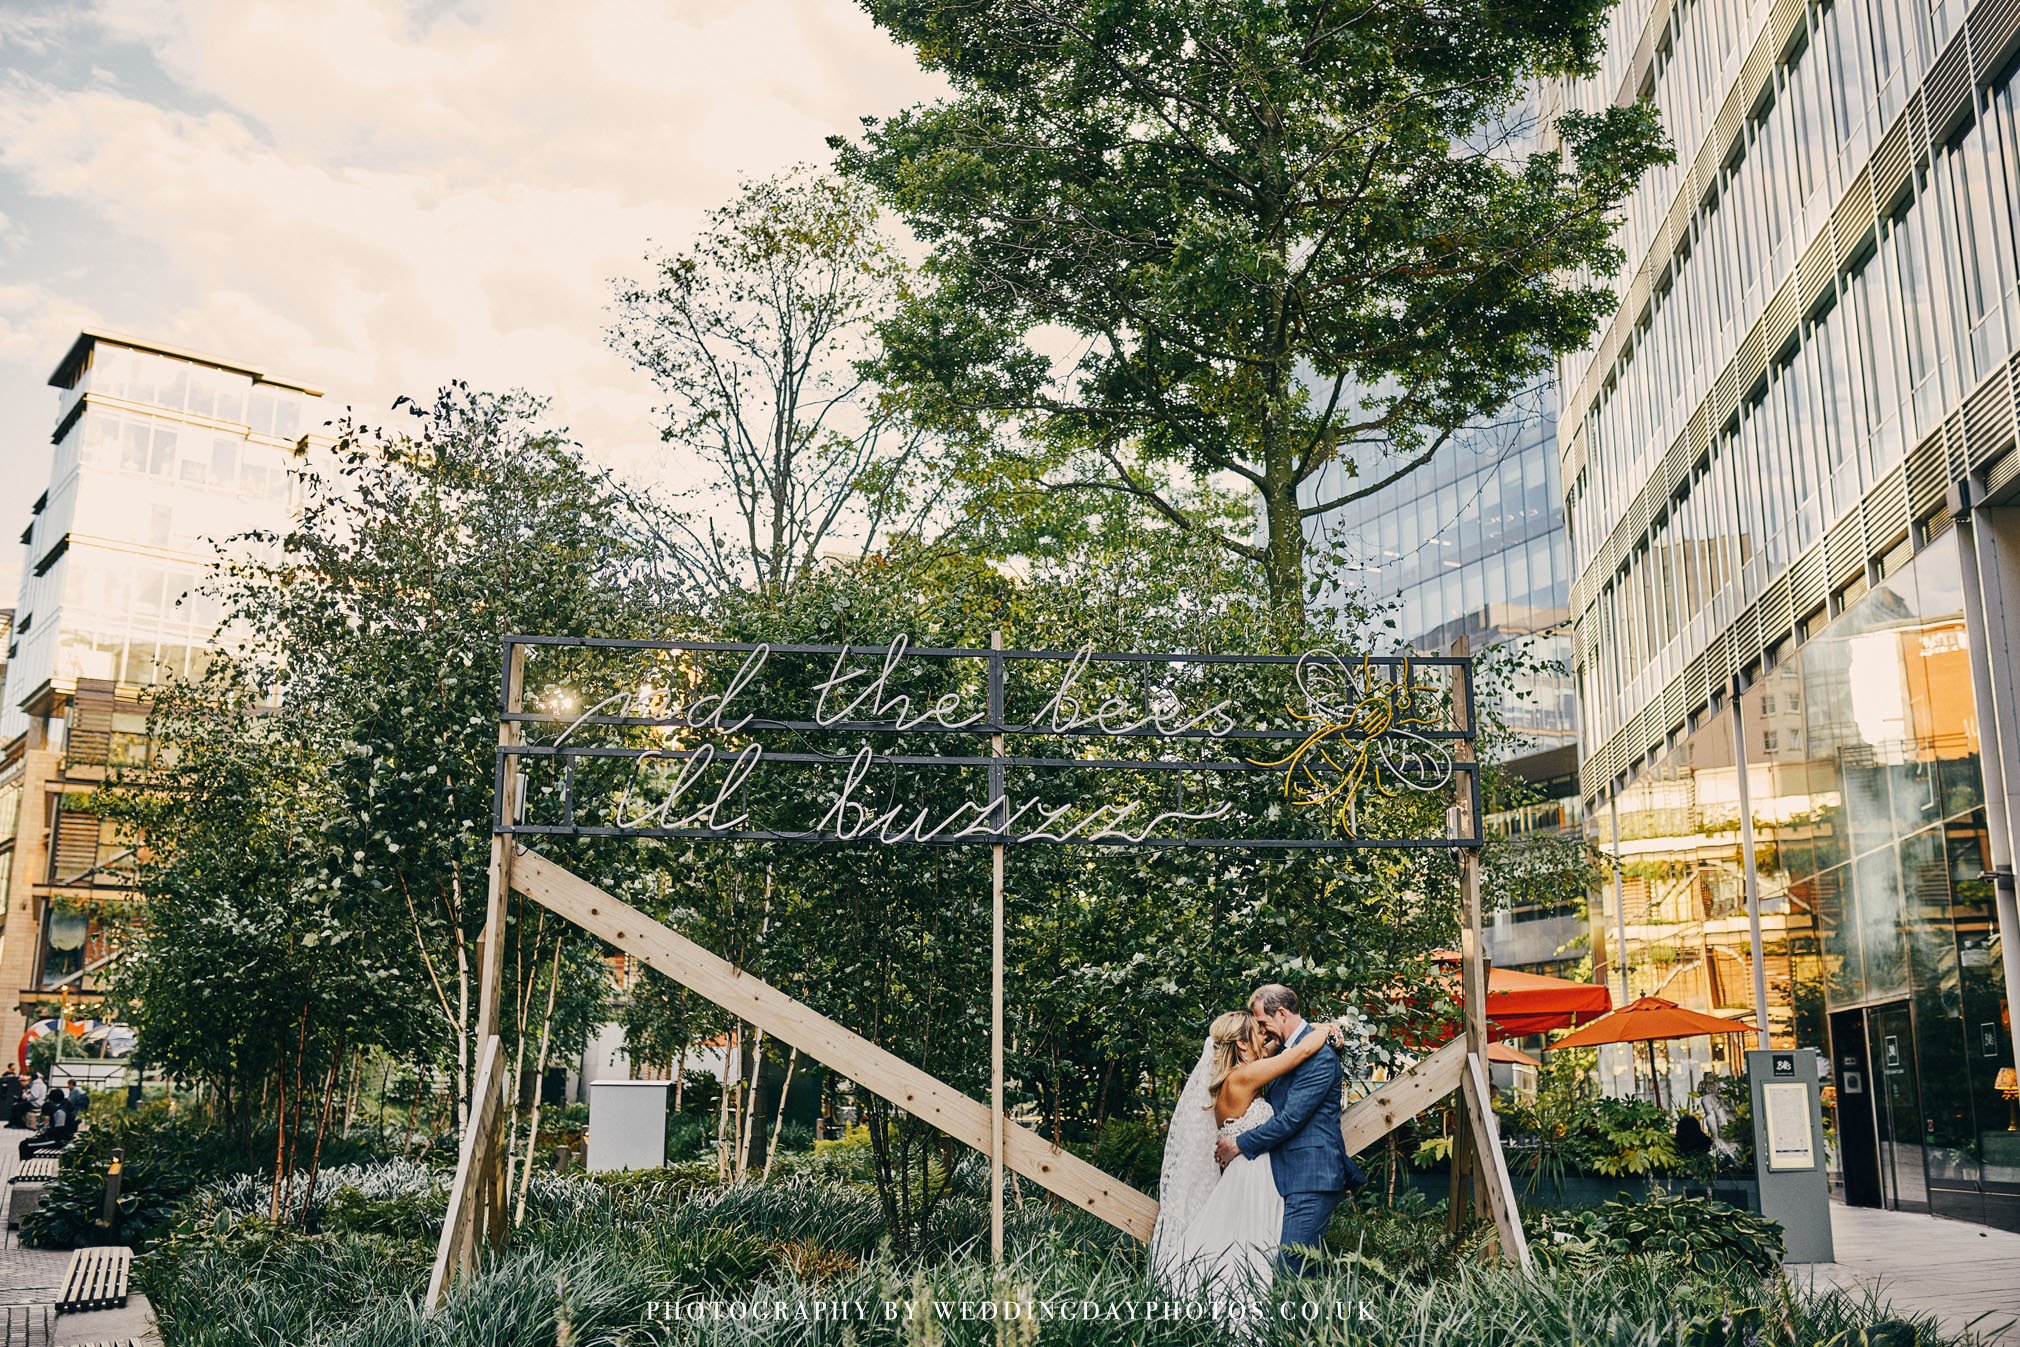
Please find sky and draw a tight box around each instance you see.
[0,0,949,594]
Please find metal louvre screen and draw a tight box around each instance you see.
[496,636,1482,850]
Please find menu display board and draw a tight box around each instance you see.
[1763,1081,1816,1171]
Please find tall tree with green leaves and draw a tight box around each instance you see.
[836,0,1668,617]
[170,387,682,1128]
[609,168,949,601]
[97,670,412,1209]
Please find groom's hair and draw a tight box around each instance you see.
[1250,983,1299,1016]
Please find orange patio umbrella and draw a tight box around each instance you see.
[1426,952,1613,1041]
[1486,1041,1541,1068]
[1550,996,1757,1108]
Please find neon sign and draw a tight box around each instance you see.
[498,637,1479,850]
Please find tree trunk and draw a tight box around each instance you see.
[1260,429,1306,624]
[297,1041,345,1228]
[760,1047,798,1183]
[268,1071,291,1225]
[736,1029,765,1183]
[453,922,470,1135]
[513,936,564,1224]
[715,1026,737,1182]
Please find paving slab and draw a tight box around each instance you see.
[1789,1203,2020,1344]
[0,1127,78,1310]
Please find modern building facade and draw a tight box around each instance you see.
[0,331,319,1053]
[1558,0,2020,1228]
[1306,386,1586,976]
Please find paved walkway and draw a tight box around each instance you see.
[0,1121,157,1345]
[1790,1203,2020,1344]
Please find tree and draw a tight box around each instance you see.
[597,514,1474,1245]
[836,0,1669,617]
[609,168,948,601]
[190,386,683,1128]
[97,670,418,1221]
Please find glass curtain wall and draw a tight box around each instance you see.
[1601,529,2013,1225]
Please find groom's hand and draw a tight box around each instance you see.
[1214,1137,1239,1169]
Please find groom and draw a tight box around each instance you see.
[1213,982,1363,1274]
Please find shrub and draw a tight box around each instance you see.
[136,1165,1981,1347]
[1567,1097,1681,1177]
[1090,1118,1162,1194]
[1527,1193,1784,1277]
[666,1110,713,1161]
[20,1101,409,1250]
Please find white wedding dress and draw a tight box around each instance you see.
[1154,1097,1285,1308]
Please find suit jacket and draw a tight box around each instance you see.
[1232,1021,1363,1195]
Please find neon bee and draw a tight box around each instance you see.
[1251,652,1454,836]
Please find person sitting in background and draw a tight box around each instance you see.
[0,1067,20,1126]
[25,1073,47,1119]
[66,1082,87,1123]
[1674,1110,1716,1190]
[4,1074,27,1129]
[18,1093,71,1160]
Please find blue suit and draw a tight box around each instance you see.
[1233,1021,1364,1273]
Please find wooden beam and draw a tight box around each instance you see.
[1339,1036,1465,1157]
[1462,1051,1532,1270]
[475,645,525,1048]
[509,849,1160,1242]
[426,1034,504,1310]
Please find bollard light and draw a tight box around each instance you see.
[100,1148,124,1229]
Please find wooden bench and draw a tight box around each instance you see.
[8,1158,56,1184]
[54,1245,129,1312]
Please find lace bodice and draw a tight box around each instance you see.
[1216,1097,1274,1140]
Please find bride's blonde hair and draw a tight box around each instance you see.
[1204,1011,1254,1104]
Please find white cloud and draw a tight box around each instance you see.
[0,0,947,508]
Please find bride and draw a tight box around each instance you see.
[1150,1010,1335,1307]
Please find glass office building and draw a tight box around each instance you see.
[1558,0,2020,1227]
[1306,388,1585,975]
[0,331,319,1054]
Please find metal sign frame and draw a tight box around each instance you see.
[492,635,1484,850]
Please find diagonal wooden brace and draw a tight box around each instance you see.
[508,849,1159,1240]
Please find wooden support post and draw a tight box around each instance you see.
[1447,1090,1474,1235]
[1449,639,1491,1232]
[507,850,1160,1240]
[1463,1051,1532,1270]
[471,642,524,1255]
[474,642,526,1052]
[425,1034,504,1310]
[988,631,1006,1264]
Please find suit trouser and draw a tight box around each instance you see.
[1278,1189,1343,1276]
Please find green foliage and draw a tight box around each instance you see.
[320,1185,444,1241]
[838,0,1670,612]
[1528,1194,1785,1279]
[1709,1072,1757,1171]
[99,386,685,1176]
[1501,1083,1689,1179]
[608,168,947,600]
[1088,1118,1162,1194]
[20,1100,399,1250]
[1327,1188,1492,1284]
[137,1167,1975,1346]
[1578,1097,1682,1177]
[1500,1046,1597,1192]
[666,1111,713,1163]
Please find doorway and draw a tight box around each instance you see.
[1829,1000,1928,1211]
